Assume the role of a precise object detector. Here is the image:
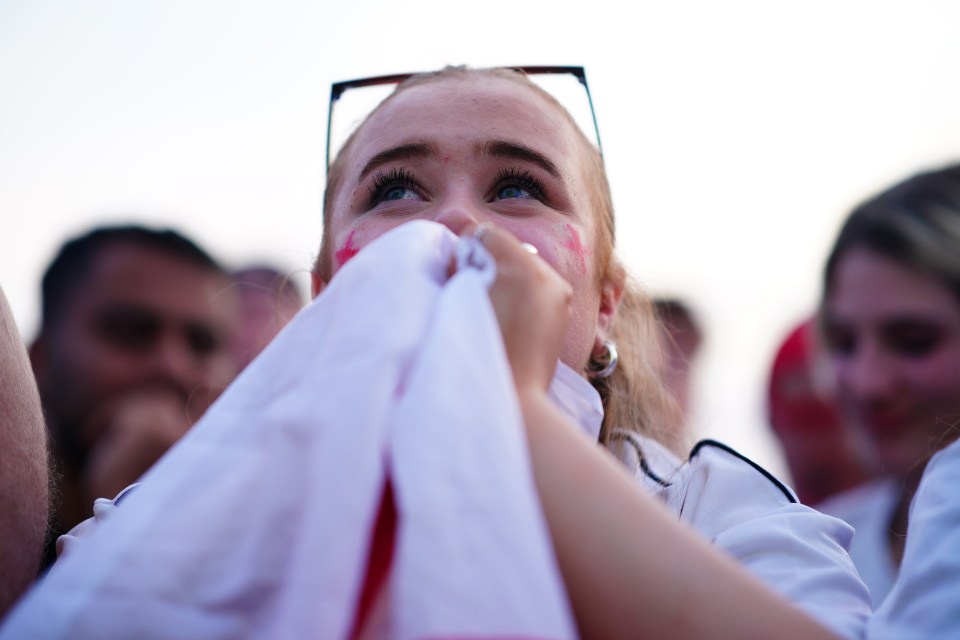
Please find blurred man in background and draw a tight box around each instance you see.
[652,297,703,432]
[30,225,238,568]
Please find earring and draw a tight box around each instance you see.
[587,339,618,379]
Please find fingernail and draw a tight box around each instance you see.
[473,222,494,242]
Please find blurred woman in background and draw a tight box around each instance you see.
[818,162,960,608]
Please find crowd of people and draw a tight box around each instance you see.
[0,65,958,638]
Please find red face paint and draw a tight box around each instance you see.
[563,223,588,275]
[334,230,361,269]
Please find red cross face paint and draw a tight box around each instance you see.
[334,230,361,270]
[563,223,589,276]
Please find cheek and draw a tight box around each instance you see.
[503,221,600,370]
[907,351,960,409]
[333,229,363,270]
[523,222,593,286]
[329,217,414,275]
[559,287,603,371]
[560,223,590,277]
[53,338,128,407]
[330,224,383,274]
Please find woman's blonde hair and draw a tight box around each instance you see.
[318,66,682,454]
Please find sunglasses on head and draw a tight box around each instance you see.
[325,65,603,170]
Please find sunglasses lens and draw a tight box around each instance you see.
[328,82,400,169]
[526,72,600,152]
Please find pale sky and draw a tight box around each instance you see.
[3,0,960,476]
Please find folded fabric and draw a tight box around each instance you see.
[2,221,575,639]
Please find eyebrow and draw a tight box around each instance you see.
[359,141,437,180]
[478,140,562,180]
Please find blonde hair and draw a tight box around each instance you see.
[317,66,682,454]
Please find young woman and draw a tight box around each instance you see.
[2,67,869,639]
[818,163,960,608]
[313,66,869,637]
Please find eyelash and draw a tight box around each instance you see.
[368,167,420,206]
[495,167,546,200]
[365,165,548,208]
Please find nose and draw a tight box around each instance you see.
[431,193,488,236]
[150,331,202,394]
[835,339,899,404]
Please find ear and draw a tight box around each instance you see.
[593,264,625,356]
[310,271,327,299]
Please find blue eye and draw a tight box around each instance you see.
[495,168,546,201]
[369,168,422,206]
[498,184,534,200]
[382,185,418,201]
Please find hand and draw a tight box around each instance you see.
[465,224,572,397]
[81,386,214,500]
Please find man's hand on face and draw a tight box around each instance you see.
[81,385,219,501]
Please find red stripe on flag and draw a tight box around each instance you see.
[350,480,397,639]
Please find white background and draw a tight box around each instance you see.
[3,0,960,477]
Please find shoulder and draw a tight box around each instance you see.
[616,433,858,563]
[614,433,816,522]
[683,438,798,508]
[642,438,806,533]
[817,478,898,525]
[669,437,850,544]
[869,439,960,639]
[617,434,871,639]
[916,436,960,493]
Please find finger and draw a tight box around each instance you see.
[462,222,538,260]
[469,222,530,264]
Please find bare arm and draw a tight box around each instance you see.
[520,392,837,639]
[474,226,838,639]
[0,287,49,617]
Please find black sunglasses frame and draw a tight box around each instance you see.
[325,65,603,169]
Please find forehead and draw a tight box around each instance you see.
[345,75,586,173]
[73,243,231,319]
[828,249,960,319]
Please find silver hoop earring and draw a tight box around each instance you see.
[587,339,618,379]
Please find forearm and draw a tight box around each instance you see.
[519,391,838,640]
